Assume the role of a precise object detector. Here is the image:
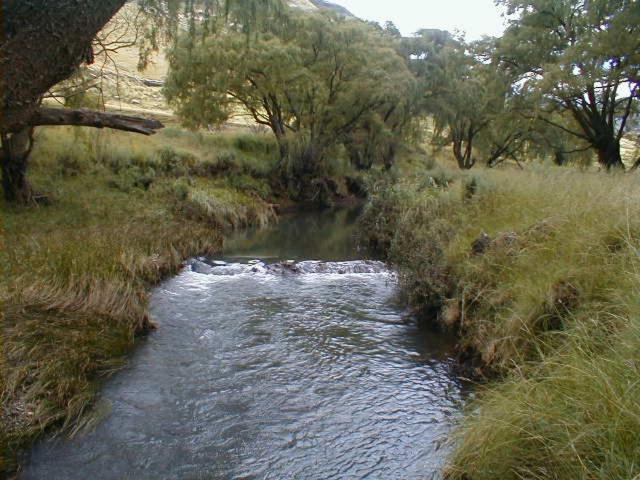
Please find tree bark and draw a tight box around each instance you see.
[553,150,567,166]
[453,139,475,170]
[0,1,141,204]
[596,140,625,170]
[1,0,128,132]
[382,142,397,171]
[0,108,163,204]
[1,128,35,204]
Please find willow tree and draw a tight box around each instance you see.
[0,0,282,204]
[495,0,640,170]
[408,32,506,170]
[165,11,414,180]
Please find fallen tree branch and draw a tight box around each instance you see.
[26,107,164,135]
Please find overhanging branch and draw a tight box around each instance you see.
[25,107,164,135]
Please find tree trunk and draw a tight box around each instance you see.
[553,150,567,166]
[346,141,374,171]
[452,140,475,170]
[0,108,163,204]
[596,141,624,170]
[382,142,397,171]
[1,128,34,204]
[1,0,128,132]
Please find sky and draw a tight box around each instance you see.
[330,0,506,39]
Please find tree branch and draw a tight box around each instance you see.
[617,85,638,141]
[25,107,164,135]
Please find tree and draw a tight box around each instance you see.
[408,32,500,169]
[165,11,414,182]
[495,0,640,169]
[0,0,281,203]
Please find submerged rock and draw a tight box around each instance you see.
[190,260,214,274]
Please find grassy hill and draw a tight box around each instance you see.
[62,1,352,122]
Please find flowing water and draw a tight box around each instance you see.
[24,209,466,480]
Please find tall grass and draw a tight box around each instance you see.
[0,126,277,475]
[362,164,640,479]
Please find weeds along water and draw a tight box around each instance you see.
[4,125,640,479]
[362,164,640,479]
[22,212,466,480]
[0,126,280,475]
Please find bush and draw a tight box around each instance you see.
[56,143,92,177]
[154,146,198,177]
[227,174,272,200]
[232,132,276,156]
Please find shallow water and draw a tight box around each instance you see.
[24,209,465,480]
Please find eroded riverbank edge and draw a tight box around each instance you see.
[360,168,640,479]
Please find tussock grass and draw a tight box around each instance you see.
[362,164,640,479]
[178,182,276,229]
[447,312,640,480]
[0,126,276,475]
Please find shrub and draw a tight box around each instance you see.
[227,174,272,200]
[232,132,276,155]
[155,146,198,177]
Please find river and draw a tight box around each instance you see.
[24,209,466,480]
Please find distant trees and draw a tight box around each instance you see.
[406,31,524,169]
[406,0,639,171]
[2,0,637,198]
[494,0,640,169]
[165,11,415,184]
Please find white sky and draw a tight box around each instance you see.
[331,0,506,39]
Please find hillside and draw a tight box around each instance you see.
[309,0,354,16]
[54,1,352,123]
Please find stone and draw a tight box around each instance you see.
[471,232,491,255]
[191,260,213,275]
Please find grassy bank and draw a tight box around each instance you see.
[361,163,640,479]
[0,126,277,475]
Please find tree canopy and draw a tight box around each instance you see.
[2,0,640,205]
[165,11,415,181]
[494,0,640,169]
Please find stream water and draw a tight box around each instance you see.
[24,209,466,480]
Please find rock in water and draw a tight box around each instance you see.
[190,260,214,274]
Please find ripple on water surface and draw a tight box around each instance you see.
[25,212,466,480]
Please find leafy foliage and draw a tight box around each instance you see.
[165,10,415,190]
[495,0,640,169]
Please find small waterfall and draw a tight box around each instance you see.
[189,258,390,276]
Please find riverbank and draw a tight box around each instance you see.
[0,126,280,476]
[361,163,640,478]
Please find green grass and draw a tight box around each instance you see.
[0,126,277,475]
[362,163,640,479]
